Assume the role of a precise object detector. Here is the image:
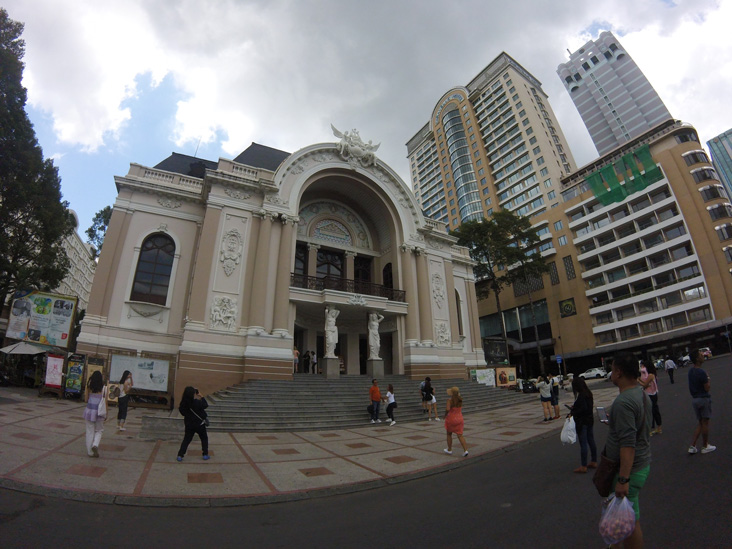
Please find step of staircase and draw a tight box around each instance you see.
[204,374,537,432]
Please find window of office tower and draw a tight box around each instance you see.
[443,108,482,222]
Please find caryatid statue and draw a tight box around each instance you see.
[367,312,385,360]
[324,305,340,358]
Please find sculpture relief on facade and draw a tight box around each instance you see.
[436,321,451,346]
[224,188,251,200]
[210,296,237,331]
[331,124,380,168]
[157,197,182,209]
[432,273,445,309]
[219,229,244,276]
[324,305,340,358]
[367,312,385,360]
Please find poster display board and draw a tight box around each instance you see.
[6,291,78,349]
[110,354,169,392]
[65,353,85,396]
[85,357,106,401]
[476,368,496,387]
[495,367,518,387]
[44,354,65,388]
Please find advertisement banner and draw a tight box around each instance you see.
[65,354,85,394]
[496,367,518,387]
[6,291,77,349]
[45,354,65,388]
[476,368,496,387]
[110,355,169,392]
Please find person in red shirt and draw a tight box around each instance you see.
[369,379,383,423]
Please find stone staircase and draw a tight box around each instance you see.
[204,374,537,432]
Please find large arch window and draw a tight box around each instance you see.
[130,233,175,305]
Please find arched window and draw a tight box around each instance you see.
[130,233,175,305]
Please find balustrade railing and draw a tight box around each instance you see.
[290,274,406,302]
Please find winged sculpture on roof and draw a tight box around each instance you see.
[331,124,380,167]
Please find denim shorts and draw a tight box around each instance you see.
[692,397,712,421]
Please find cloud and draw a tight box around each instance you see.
[7,0,731,188]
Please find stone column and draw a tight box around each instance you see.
[186,206,223,323]
[272,216,296,336]
[400,246,419,343]
[248,211,275,331]
[443,261,460,344]
[345,250,356,281]
[415,249,433,344]
[465,280,482,350]
[88,207,132,318]
[307,243,319,278]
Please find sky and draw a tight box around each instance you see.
[6,0,732,239]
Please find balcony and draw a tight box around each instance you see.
[290,274,407,302]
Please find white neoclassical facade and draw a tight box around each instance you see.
[77,130,485,401]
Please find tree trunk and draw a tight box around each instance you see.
[494,290,510,365]
[526,284,545,376]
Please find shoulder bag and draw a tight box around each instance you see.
[592,390,647,497]
[97,386,108,418]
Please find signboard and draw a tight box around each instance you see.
[110,354,169,392]
[559,298,577,318]
[6,291,78,349]
[44,354,65,388]
[495,367,518,387]
[476,368,496,387]
[65,354,85,395]
[556,355,563,364]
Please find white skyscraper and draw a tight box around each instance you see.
[557,31,672,156]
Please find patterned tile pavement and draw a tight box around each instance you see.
[0,382,619,505]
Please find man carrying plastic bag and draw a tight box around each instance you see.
[601,353,652,548]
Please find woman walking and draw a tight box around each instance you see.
[640,362,662,435]
[443,387,468,457]
[177,386,210,462]
[385,384,397,426]
[423,379,439,421]
[537,375,553,422]
[117,370,133,431]
[568,377,597,473]
[83,371,106,458]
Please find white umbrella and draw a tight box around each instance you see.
[0,341,49,355]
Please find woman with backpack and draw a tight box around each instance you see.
[176,386,210,462]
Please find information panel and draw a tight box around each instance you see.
[6,291,78,349]
[110,355,169,392]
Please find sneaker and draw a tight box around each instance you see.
[435,417,441,421]
[688,446,698,454]
[543,418,549,422]
[119,427,126,432]
[701,445,717,454]
[390,421,396,426]
[463,451,469,457]
[370,419,375,424]
[553,416,560,420]
[91,446,99,458]
[177,456,183,462]
[428,418,432,421]
[203,455,210,460]
[376,419,382,423]
[443,448,453,455]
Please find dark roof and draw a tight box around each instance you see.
[233,142,290,171]
[154,153,219,178]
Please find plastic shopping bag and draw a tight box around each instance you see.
[560,417,576,444]
[599,495,636,545]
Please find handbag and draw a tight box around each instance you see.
[592,450,619,497]
[97,386,108,418]
[593,390,648,497]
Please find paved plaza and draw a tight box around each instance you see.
[0,381,619,506]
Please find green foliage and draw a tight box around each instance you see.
[0,8,73,312]
[85,206,112,258]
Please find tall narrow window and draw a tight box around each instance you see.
[382,263,393,289]
[294,243,308,276]
[130,234,175,305]
[455,290,464,337]
[316,250,343,278]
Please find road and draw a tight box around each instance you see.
[0,358,729,548]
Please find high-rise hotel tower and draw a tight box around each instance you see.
[557,31,672,156]
[407,53,576,229]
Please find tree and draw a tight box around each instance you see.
[452,213,516,364]
[0,8,73,315]
[86,206,112,258]
[453,210,549,373]
[499,211,551,375]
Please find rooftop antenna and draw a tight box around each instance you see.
[567,48,571,55]
[194,136,202,158]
